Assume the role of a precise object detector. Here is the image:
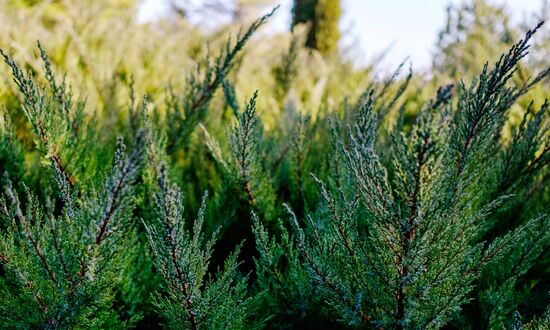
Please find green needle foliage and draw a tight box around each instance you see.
[165,6,279,154]
[0,3,549,329]
[144,165,252,330]
[0,131,146,328]
[0,113,24,187]
[0,44,147,328]
[1,43,102,190]
[226,91,275,215]
[285,23,550,329]
[200,90,277,273]
[252,211,325,328]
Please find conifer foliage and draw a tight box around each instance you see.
[144,165,252,329]
[0,5,549,330]
[0,44,147,328]
[0,131,146,328]
[284,22,550,328]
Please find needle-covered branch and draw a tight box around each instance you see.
[144,163,254,329]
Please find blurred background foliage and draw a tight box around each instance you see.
[1,0,549,132]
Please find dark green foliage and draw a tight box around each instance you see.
[292,0,316,25]
[284,23,550,328]
[252,211,320,328]
[0,113,24,186]
[513,306,550,329]
[0,131,146,328]
[144,165,253,329]
[200,91,277,273]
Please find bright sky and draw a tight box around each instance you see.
[138,0,543,70]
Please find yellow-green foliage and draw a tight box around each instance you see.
[292,0,341,55]
[313,0,341,55]
[0,0,363,132]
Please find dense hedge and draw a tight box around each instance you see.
[0,1,549,329]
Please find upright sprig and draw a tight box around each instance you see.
[286,24,550,329]
[1,42,102,191]
[199,91,277,275]
[144,164,253,329]
[203,90,276,218]
[0,129,146,328]
[229,90,261,206]
[165,6,279,152]
[448,22,550,190]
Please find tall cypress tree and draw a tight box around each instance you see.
[291,0,341,55]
